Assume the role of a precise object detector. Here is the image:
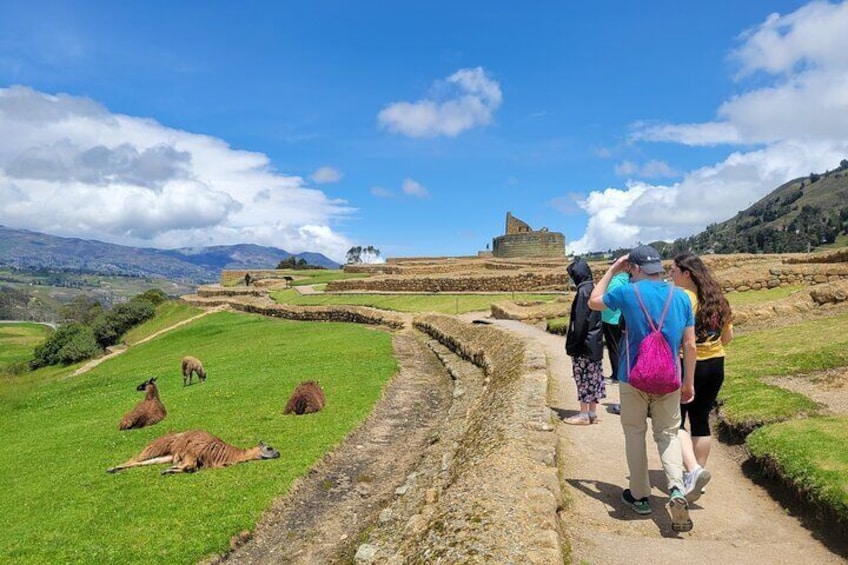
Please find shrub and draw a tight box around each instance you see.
[136,289,168,306]
[92,299,156,349]
[30,324,101,369]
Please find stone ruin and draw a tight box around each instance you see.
[492,212,566,259]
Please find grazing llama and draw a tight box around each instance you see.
[107,430,280,475]
[283,381,325,415]
[181,355,207,386]
[119,377,166,430]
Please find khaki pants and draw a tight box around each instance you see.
[619,382,685,499]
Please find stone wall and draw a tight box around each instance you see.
[181,293,407,329]
[505,211,532,234]
[719,264,848,292]
[326,271,571,293]
[785,248,848,264]
[402,314,562,562]
[493,232,566,259]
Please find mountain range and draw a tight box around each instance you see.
[0,225,340,284]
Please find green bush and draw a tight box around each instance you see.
[30,324,101,369]
[135,288,168,306]
[92,299,156,348]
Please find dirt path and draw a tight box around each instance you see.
[489,318,847,564]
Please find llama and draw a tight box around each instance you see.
[106,430,280,475]
[283,381,325,415]
[181,355,207,386]
[119,377,166,430]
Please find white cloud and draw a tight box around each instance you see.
[370,186,394,198]
[570,1,848,254]
[310,166,342,184]
[0,86,354,262]
[733,1,848,77]
[377,67,502,137]
[401,177,429,198]
[567,139,846,254]
[631,122,741,146]
[614,159,678,179]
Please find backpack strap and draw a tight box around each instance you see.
[632,284,674,332]
[624,284,676,379]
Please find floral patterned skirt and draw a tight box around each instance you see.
[572,356,606,404]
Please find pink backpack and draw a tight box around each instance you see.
[625,285,680,394]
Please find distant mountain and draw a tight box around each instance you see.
[0,226,340,283]
[659,160,848,256]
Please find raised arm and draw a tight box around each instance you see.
[589,255,629,311]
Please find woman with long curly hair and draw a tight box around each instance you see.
[669,252,734,502]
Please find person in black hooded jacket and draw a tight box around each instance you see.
[564,257,606,425]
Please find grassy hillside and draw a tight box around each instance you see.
[666,161,848,255]
[0,311,397,564]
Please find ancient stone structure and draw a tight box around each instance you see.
[492,212,566,259]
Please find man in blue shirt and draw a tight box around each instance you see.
[588,245,697,533]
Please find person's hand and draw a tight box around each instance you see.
[611,254,630,275]
[680,383,695,404]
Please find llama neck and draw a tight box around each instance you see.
[240,446,262,462]
[145,386,160,401]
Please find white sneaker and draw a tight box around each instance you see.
[684,466,711,503]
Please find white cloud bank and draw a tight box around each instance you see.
[377,67,502,137]
[0,86,354,262]
[568,0,848,254]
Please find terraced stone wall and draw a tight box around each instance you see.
[326,271,571,292]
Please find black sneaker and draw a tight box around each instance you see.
[621,489,651,515]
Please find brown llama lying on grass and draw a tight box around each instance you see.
[283,381,325,415]
[119,377,166,430]
[106,430,280,475]
[181,355,207,386]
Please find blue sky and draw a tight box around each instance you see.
[2,1,848,263]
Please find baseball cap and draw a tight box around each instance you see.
[628,245,664,274]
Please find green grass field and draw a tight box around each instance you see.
[747,417,848,521]
[270,289,559,314]
[721,312,848,430]
[276,269,369,286]
[0,322,53,372]
[720,311,848,525]
[0,311,397,564]
[122,301,204,345]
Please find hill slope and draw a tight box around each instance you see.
[667,161,848,255]
[0,225,340,283]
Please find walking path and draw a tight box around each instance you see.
[488,318,846,565]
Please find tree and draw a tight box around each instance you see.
[346,245,382,264]
[61,295,105,325]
